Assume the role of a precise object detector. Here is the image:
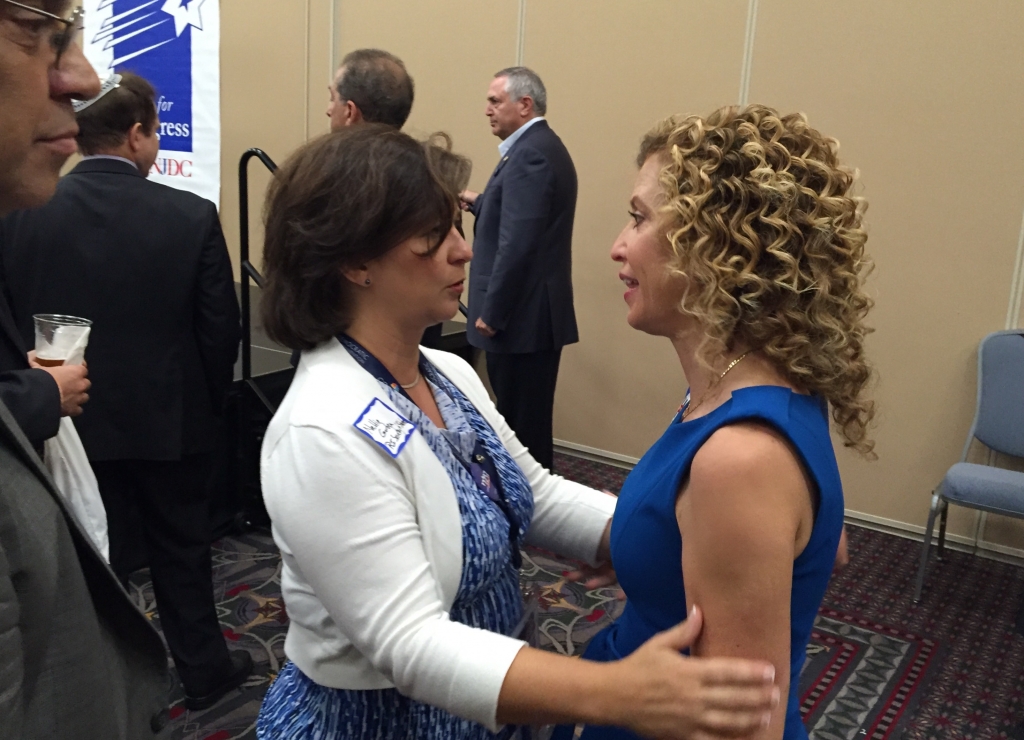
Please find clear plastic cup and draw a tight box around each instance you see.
[33,314,92,367]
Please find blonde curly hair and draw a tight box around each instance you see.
[639,104,876,456]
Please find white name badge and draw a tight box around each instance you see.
[354,398,417,458]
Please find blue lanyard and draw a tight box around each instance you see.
[338,334,523,568]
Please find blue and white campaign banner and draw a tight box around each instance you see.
[82,0,221,207]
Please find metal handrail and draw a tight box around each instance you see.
[238,148,277,385]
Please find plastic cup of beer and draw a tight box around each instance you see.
[33,314,92,367]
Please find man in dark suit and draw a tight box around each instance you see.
[1,71,249,709]
[461,66,579,471]
[0,3,170,737]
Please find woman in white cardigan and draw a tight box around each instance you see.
[254,126,780,740]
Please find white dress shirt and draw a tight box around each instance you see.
[498,116,546,158]
[80,154,140,171]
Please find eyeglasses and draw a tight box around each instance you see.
[1,1,84,68]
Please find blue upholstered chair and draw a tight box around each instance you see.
[913,330,1024,603]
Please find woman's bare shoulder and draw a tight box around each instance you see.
[681,421,812,533]
[692,421,802,480]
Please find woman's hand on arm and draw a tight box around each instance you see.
[677,423,816,740]
[497,606,779,738]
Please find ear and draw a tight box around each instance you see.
[341,264,370,287]
[346,100,364,125]
[127,122,146,153]
[517,95,535,118]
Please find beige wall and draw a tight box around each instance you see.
[220,0,333,276]
[218,1,1024,551]
[749,1,1024,548]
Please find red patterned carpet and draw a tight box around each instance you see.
[130,451,1024,739]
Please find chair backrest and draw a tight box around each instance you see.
[971,330,1024,459]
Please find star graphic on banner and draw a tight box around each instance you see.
[161,0,205,37]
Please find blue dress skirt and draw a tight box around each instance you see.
[257,362,534,740]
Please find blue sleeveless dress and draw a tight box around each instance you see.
[559,386,843,740]
[257,361,533,740]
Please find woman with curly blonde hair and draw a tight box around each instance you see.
[555,105,874,740]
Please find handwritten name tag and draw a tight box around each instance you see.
[354,398,417,458]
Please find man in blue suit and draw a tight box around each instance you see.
[461,67,578,471]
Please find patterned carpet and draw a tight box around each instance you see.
[822,524,1024,739]
[131,452,1024,739]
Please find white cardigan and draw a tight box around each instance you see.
[261,339,617,731]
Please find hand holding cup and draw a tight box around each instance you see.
[31,314,93,416]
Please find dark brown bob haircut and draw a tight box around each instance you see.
[76,71,158,154]
[261,125,455,350]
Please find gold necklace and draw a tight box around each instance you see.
[681,351,752,420]
[400,372,422,390]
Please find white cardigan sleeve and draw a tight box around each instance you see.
[263,424,526,731]
[427,351,618,565]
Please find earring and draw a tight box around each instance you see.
[364,278,371,286]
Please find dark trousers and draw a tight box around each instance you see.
[486,348,562,471]
[92,454,232,695]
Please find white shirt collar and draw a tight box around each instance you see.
[81,154,140,171]
[497,116,545,158]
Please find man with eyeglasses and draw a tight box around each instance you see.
[0,2,171,738]
[3,68,249,711]
[0,0,92,447]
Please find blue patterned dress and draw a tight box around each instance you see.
[257,359,534,740]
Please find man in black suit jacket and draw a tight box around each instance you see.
[462,67,578,471]
[1,72,249,709]
[0,4,170,737]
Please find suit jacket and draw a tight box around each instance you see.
[467,120,579,354]
[0,398,169,739]
[0,159,241,462]
[0,235,60,446]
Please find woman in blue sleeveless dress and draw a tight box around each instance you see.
[556,106,875,740]
[252,127,780,740]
